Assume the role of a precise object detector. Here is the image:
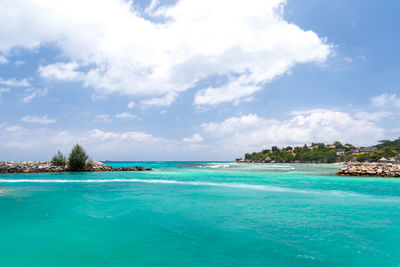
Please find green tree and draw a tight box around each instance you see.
[356,154,368,162]
[68,144,89,171]
[333,141,344,149]
[51,150,66,167]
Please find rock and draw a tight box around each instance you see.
[337,162,400,177]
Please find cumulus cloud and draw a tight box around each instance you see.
[39,62,82,81]
[115,112,138,119]
[0,109,386,160]
[371,93,400,108]
[194,77,261,105]
[0,124,175,160]
[355,111,393,122]
[0,0,330,106]
[140,92,178,107]
[183,133,203,143]
[127,101,136,109]
[21,115,56,124]
[0,77,30,87]
[202,110,384,152]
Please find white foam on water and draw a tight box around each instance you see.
[0,178,398,202]
[200,162,295,171]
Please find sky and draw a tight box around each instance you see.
[0,0,399,161]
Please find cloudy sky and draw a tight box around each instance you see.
[0,0,399,161]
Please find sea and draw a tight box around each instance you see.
[0,162,400,266]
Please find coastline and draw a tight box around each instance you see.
[234,159,400,177]
[0,161,152,173]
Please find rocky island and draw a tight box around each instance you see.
[0,161,152,173]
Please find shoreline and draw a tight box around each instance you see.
[0,161,152,174]
[234,159,400,177]
[234,159,346,164]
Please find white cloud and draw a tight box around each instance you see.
[0,109,386,161]
[0,0,331,106]
[20,87,48,103]
[39,62,82,81]
[0,55,8,64]
[355,111,393,122]
[140,92,178,107]
[0,77,30,87]
[183,133,203,143]
[21,115,56,124]
[371,93,400,108]
[202,110,384,153]
[93,114,112,123]
[194,77,261,105]
[0,124,174,160]
[88,129,158,143]
[127,101,136,109]
[115,112,137,119]
[20,93,36,103]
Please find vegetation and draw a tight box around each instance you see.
[68,144,89,171]
[242,138,400,163]
[51,150,66,167]
[354,139,400,162]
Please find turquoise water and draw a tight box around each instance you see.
[1,162,400,266]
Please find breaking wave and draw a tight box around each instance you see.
[198,162,295,171]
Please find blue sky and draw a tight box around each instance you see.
[0,0,399,161]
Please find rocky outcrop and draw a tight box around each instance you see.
[0,161,152,173]
[337,162,400,177]
[235,158,275,163]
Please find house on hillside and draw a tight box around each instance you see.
[352,146,378,153]
[336,149,346,156]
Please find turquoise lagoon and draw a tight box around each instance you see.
[1,162,400,266]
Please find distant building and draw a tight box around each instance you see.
[336,149,346,156]
[326,145,336,149]
[352,146,378,153]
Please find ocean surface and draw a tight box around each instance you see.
[1,162,400,266]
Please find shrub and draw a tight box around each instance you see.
[68,144,89,171]
[356,154,368,162]
[51,150,66,167]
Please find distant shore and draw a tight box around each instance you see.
[234,158,346,164]
[234,159,400,177]
[0,161,152,173]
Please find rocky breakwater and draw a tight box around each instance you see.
[0,161,152,173]
[337,162,400,177]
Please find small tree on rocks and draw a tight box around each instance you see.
[51,150,66,167]
[68,144,89,171]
